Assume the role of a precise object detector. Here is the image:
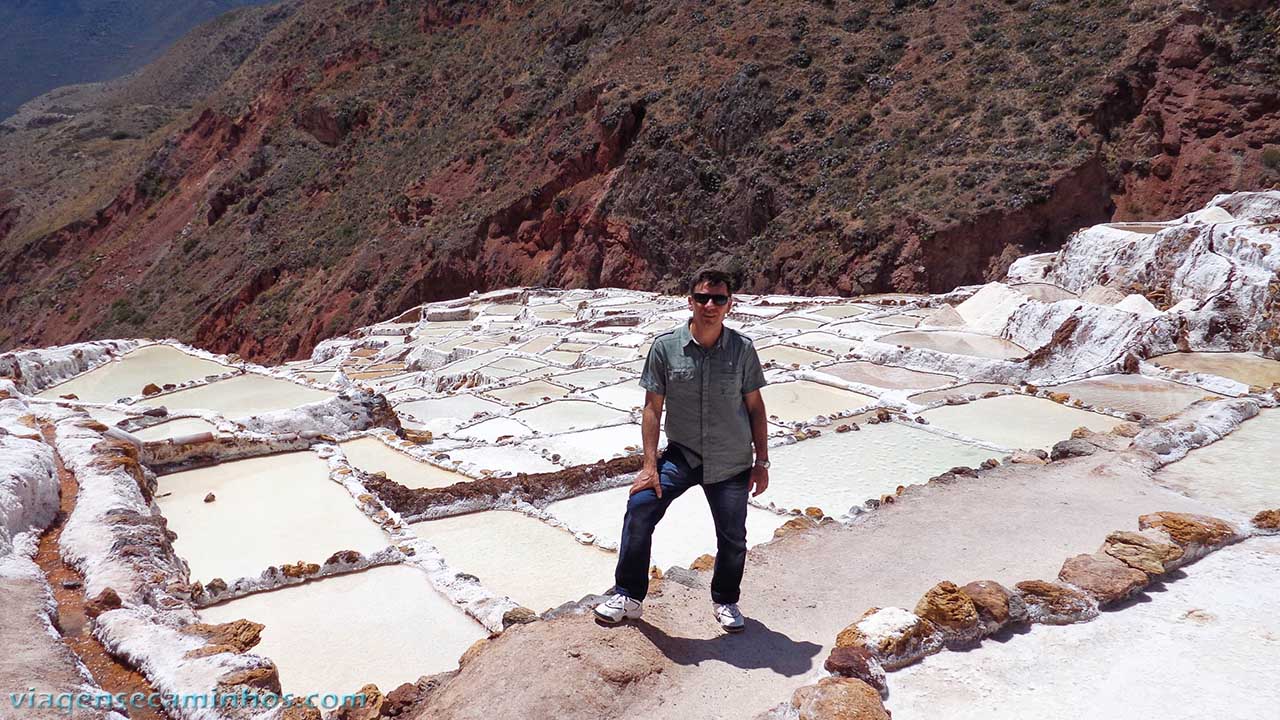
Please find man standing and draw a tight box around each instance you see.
[594,269,771,633]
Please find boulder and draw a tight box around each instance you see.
[913,581,980,647]
[835,607,943,670]
[1253,509,1280,532]
[1009,450,1047,465]
[823,646,887,696]
[502,607,539,627]
[182,619,265,657]
[1058,553,1149,606]
[332,684,383,720]
[85,587,123,618]
[1138,511,1241,560]
[217,665,282,694]
[689,553,716,571]
[1014,580,1098,625]
[1101,530,1184,575]
[282,703,322,720]
[1050,438,1098,460]
[960,580,1028,636]
[773,515,819,539]
[282,561,321,578]
[789,677,890,720]
[141,383,162,396]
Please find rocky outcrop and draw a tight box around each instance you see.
[1101,530,1185,575]
[1014,580,1099,625]
[912,581,981,648]
[786,677,889,720]
[823,646,887,697]
[834,607,943,671]
[1057,553,1150,607]
[1253,509,1280,533]
[960,580,1028,637]
[1137,511,1243,561]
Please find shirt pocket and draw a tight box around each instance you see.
[667,364,697,398]
[712,361,740,397]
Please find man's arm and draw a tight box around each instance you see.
[629,390,665,497]
[743,389,769,497]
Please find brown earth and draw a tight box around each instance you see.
[1,0,1278,362]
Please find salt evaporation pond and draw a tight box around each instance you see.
[550,367,635,388]
[764,424,996,515]
[37,345,231,403]
[787,332,862,355]
[921,394,1123,450]
[589,380,647,410]
[1047,374,1215,417]
[138,373,333,418]
[340,437,468,489]
[820,361,956,391]
[442,444,564,474]
[808,303,868,320]
[909,382,1013,406]
[512,400,629,434]
[523,423,653,467]
[885,538,1280,720]
[157,452,388,583]
[394,394,504,433]
[410,511,616,612]
[759,381,874,423]
[483,380,570,405]
[199,565,487,694]
[758,344,830,366]
[1154,409,1279,516]
[131,417,216,441]
[1151,351,1280,387]
[544,485,782,571]
[454,416,533,442]
[880,330,1027,360]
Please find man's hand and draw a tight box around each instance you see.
[749,464,769,497]
[630,465,662,498]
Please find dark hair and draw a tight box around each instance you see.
[688,268,736,295]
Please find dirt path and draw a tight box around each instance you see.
[421,450,1227,719]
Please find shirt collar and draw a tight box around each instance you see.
[681,320,726,351]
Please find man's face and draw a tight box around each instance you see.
[688,280,733,323]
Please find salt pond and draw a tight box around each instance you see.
[394,394,504,434]
[138,373,333,418]
[758,345,830,366]
[885,538,1280,720]
[764,424,996,515]
[759,381,875,423]
[544,485,781,571]
[131,417,216,441]
[157,452,388,583]
[523,423,651,466]
[340,437,468,489]
[1154,409,1279,516]
[1151,351,1280,387]
[410,511,616,611]
[37,345,231,403]
[880,330,1027,360]
[1047,374,1215,417]
[921,394,1123,450]
[484,379,570,405]
[199,565,487,694]
[820,361,956,391]
[442,444,564,474]
[512,400,630,434]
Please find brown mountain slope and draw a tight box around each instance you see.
[2,0,1278,362]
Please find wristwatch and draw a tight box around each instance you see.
[754,459,771,469]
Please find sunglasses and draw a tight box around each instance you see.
[691,292,730,306]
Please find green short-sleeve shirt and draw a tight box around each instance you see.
[639,321,767,484]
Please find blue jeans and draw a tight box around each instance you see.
[613,446,750,604]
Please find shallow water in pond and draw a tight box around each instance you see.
[340,437,468,489]
[38,345,231,403]
[483,379,570,405]
[786,332,860,355]
[157,452,387,583]
[138,374,333,418]
[455,416,534,442]
[587,380,646,410]
[394,394,504,434]
[758,344,829,366]
[760,381,876,423]
[1014,282,1077,302]
[523,423,654,467]
[1151,352,1280,387]
[765,424,996,515]
[1153,409,1280,515]
[549,367,635,388]
[808,304,868,320]
[199,565,486,695]
[880,330,1028,360]
[820,362,956,391]
[921,394,1123,450]
[1047,374,1216,417]
[512,400,630,434]
[908,382,1013,406]
[761,316,826,331]
[442,444,564,474]
[410,511,617,612]
[544,485,781,571]
[131,417,215,441]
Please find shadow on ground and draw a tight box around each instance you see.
[632,619,821,676]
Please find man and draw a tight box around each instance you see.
[594,269,771,633]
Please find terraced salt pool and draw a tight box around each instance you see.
[588,380,646,410]
[819,361,956,391]
[759,381,875,423]
[523,423,653,466]
[544,484,782,571]
[199,566,486,695]
[1047,374,1215,417]
[921,394,1124,450]
[763,424,996,515]
[1151,352,1280,387]
[131,417,216,441]
[880,330,1028,360]
[511,400,630,434]
[340,436,468,489]
[758,344,830,366]
[37,345,231,403]
[1153,409,1279,516]
[410,511,616,612]
[394,394,504,433]
[138,373,334,418]
[157,452,388,583]
[441,444,564,475]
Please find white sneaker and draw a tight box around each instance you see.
[593,593,643,624]
[714,602,745,633]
